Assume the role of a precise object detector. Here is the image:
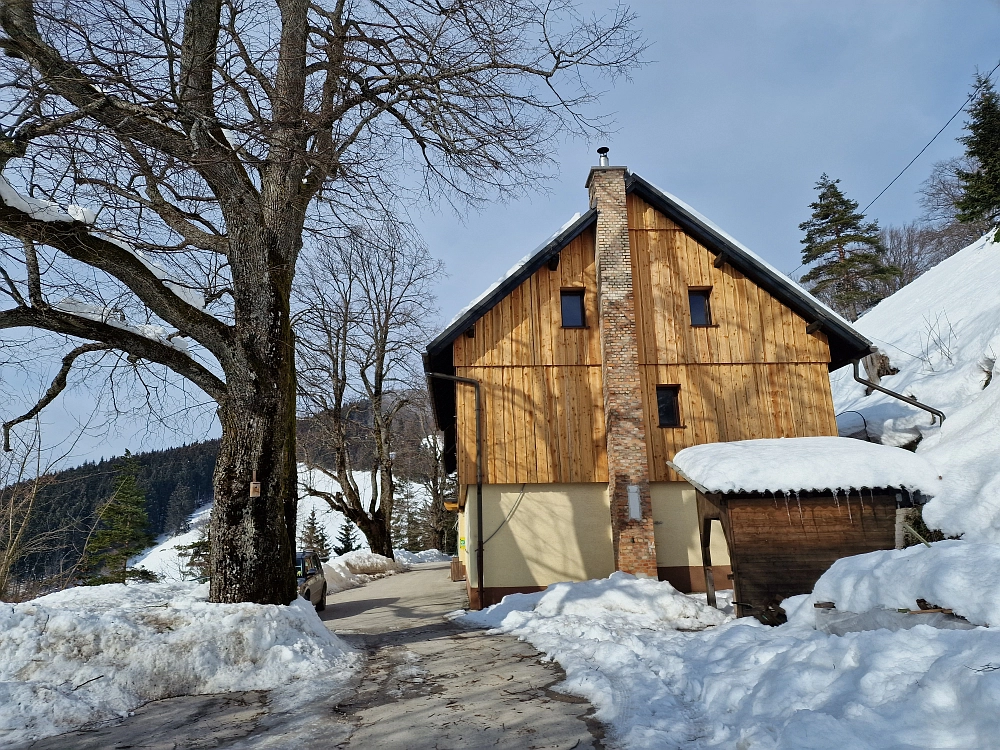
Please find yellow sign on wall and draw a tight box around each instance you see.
[459,536,466,550]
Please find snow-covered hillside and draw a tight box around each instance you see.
[831,231,1000,540]
[136,466,376,580]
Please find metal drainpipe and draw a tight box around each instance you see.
[851,359,945,425]
[426,372,485,609]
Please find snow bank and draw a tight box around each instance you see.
[336,550,405,575]
[465,572,1000,749]
[322,558,366,594]
[787,540,1000,627]
[464,572,729,632]
[394,548,452,564]
[0,581,359,745]
[831,232,1000,539]
[670,436,942,496]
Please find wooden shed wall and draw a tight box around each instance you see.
[628,194,838,481]
[453,231,607,485]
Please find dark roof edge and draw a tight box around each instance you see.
[425,208,598,359]
[626,173,873,370]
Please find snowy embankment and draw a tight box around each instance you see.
[831,231,1000,540]
[464,570,1000,749]
[395,548,452,564]
[0,581,360,746]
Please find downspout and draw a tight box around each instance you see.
[425,372,485,609]
[851,360,945,425]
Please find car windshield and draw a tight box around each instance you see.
[295,556,306,578]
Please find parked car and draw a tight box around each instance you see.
[296,550,327,611]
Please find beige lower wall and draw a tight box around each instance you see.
[465,483,614,588]
[650,482,730,567]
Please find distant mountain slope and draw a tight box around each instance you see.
[831,231,1000,540]
[14,441,218,581]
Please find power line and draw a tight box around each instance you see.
[862,59,1000,214]
[786,60,1000,279]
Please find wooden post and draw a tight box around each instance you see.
[697,492,718,608]
[701,516,716,608]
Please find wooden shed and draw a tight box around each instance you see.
[669,437,943,622]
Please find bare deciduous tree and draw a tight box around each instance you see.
[0,424,65,600]
[0,0,643,603]
[919,156,993,250]
[295,222,441,557]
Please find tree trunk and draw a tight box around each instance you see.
[354,509,394,558]
[210,380,298,604]
[208,227,300,604]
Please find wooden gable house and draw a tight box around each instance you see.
[425,156,873,609]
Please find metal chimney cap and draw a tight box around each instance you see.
[597,146,610,166]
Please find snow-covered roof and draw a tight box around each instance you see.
[668,437,943,496]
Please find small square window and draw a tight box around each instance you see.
[560,289,586,328]
[689,288,712,327]
[656,385,681,427]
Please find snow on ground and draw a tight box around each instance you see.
[395,548,452,564]
[336,550,406,575]
[788,539,1000,628]
[830,231,1000,540]
[670,436,942,496]
[0,581,359,746]
[462,572,1000,749]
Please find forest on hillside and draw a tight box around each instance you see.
[9,441,218,588]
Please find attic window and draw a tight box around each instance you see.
[656,385,681,427]
[688,288,712,327]
[560,289,586,328]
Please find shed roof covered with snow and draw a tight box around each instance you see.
[668,437,943,497]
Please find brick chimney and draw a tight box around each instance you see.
[586,150,657,578]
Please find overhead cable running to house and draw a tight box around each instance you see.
[861,58,1000,214]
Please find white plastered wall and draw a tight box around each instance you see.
[650,481,731,567]
[464,483,615,588]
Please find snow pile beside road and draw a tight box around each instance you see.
[395,548,452,564]
[337,550,405,575]
[322,558,367,594]
[464,572,1000,749]
[786,540,1000,627]
[831,231,1000,539]
[0,581,359,745]
[671,436,942,496]
[464,572,729,631]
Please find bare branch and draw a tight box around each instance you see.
[3,342,108,450]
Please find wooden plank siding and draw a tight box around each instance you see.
[453,230,606,486]
[627,193,838,481]
[451,196,839,487]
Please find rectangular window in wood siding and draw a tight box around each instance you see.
[656,385,682,427]
[688,288,712,327]
[560,289,586,328]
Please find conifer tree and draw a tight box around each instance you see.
[333,519,361,557]
[299,508,332,560]
[955,75,1000,241]
[799,174,900,320]
[82,452,155,585]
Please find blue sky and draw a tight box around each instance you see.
[14,0,1000,465]
[424,1,1000,322]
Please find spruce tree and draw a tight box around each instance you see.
[799,174,900,320]
[82,452,156,585]
[333,519,361,556]
[164,483,196,534]
[955,75,1000,241]
[299,508,332,560]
